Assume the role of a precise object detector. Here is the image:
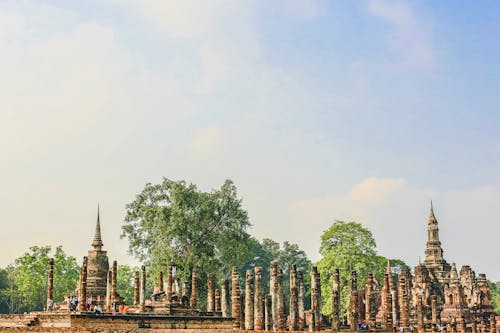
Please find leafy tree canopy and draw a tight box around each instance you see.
[122,178,253,283]
[317,220,409,318]
[1,246,79,313]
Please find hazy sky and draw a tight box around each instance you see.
[1,1,499,280]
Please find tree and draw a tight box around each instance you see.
[3,246,79,313]
[241,238,312,308]
[122,178,253,308]
[117,265,135,305]
[0,268,9,313]
[317,220,409,318]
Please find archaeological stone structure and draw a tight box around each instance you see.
[0,203,497,333]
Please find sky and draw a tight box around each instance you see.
[0,0,499,280]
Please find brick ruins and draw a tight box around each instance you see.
[0,204,498,332]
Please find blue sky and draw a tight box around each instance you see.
[0,0,498,280]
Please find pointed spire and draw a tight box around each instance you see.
[450,263,458,281]
[428,200,437,224]
[386,258,391,274]
[92,204,104,249]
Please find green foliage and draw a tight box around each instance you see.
[117,265,135,305]
[0,268,9,313]
[122,178,253,308]
[489,280,500,314]
[1,246,79,313]
[317,220,409,319]
[241,238,312,309]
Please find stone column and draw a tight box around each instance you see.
[46,258,54,312]
[158,271,164,293]
[387,293,394,330]
[490,315,496,333]
[289,264,299,331]
[265,294,273,331]
[78,257,88,312]
[310,266,322,331]
[182,281,190,307]
[105,270,112,312]
[365,273,374,327]
[190,269,197,309]
[277,269,286,331]
[166,266,173,303]
[349,270,359,331]
[416,296,424,333]
[221,278,230,317]
[133,271,140,306]
[208,273,216,313]
[298,271,305,331]
[332,268,340,331]
[111,260,118,303]
[215,289,221,312]
[382,273,389,329]
[254,266,264,330]
[270,260,279,331]
[245,269,254,330]
[232,267,241,330]
[140,265,146,312]
[398,276,409,329]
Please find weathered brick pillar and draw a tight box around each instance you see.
[265,294,273,331]
[289,264,299,331]
[133,271,140,306]
[254,266,264,330]
[232,267,241,330]
[208,273,216,313]
[310,266,322,331]
[490,315,496,333]
[140,265,146,312]
[245,269,255,330]
[398,276,409,329]
[166,266,173,303]
[46,258,54,311]
[387,293,394,330]
[382,273,389,329]
[158,271,164,293]
[78,256,88,312]
[331,268,340,331]
[349,270,359,331]
[416,296,424,333]
[277,269,286,331]
[215,289,221,312]
[221,278,230,317]
[182,281,190,307]
[365,273,374,327]
[298,271,305,330]
[270,260,278,331]
[190,269,197,309]
[111,260,118,302]
[105,270,112,311]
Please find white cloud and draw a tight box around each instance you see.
[367,0,435,70]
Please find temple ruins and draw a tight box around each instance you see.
[0,203,497,332]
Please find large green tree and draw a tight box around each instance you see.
[2,246,79,313]
[122,178,253,307]
[317,220,409,318]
